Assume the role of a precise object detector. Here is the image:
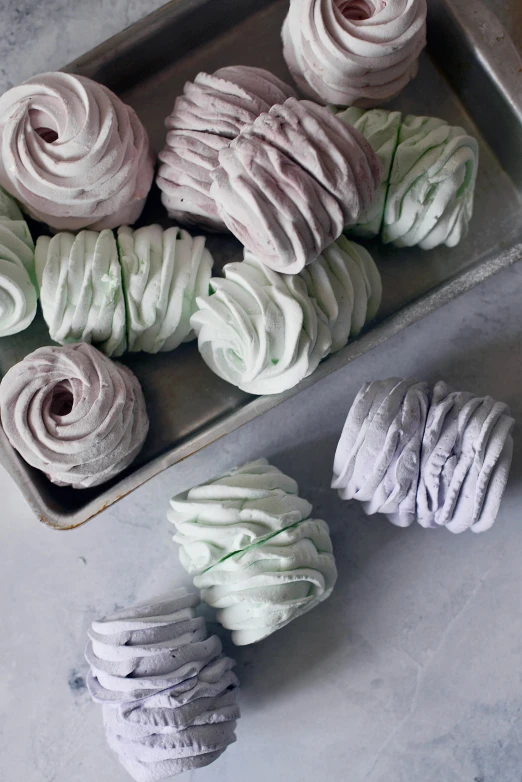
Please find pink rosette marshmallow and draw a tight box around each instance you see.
[282,0,427,107]
[0,343,149,488]
[0,72,154,231]
[157,65,296,230]
[210,98,382,273]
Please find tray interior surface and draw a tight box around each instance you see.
[1,0,521,524]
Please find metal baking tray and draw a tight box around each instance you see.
[1,0,521,529]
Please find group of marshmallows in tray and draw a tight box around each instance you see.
[0,0,483,496]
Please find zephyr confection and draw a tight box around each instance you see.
[0,187,37,336]
[191,251,332,395]
[168,459,337,644]
[210,98,382,273]
[35,224,214,355]
[117,225,214,353]
[35,230,127,357]
[86,590,239,781]
[382,115,479,249]
[336,108,479,248]
[332,377,514,532]
[0,72,154,231]
[282,0,427,107]
[157,65,296,229]
[0,342,149,488]
[191,237,380,394]
[300,235,381,352]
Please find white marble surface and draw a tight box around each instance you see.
[2,2,522,782]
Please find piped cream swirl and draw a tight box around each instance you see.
[0,72,154,231]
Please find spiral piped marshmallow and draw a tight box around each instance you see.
[0,72,154,231]
[0,342,149,488]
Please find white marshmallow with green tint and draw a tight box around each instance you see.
[35,230,127,356]
[335,108,478,249]
[168,459,337,645]
[384,115,478,249]
[117,224,213,353]
[335,107,401,237]
[0,187,37,337]
[191,252,331,395]
[299,235,381,352]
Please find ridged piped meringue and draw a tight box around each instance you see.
[332,378,514,532]
[168,458,313,573]
[336,108,479,248]
[210,98,382,273]
[117,225,213,353]
[157,131,229,231]
[190,251,332,395]
[0,187,37,336]
[35,230,127,357]
[300,235,381,352]
[0,72,154,231]
[86,590,239,781]
[157,65,296,230]
[335,107,401,236]
[166,66,296,139]
[383,115,478,249]
[169,460,337,644]
[282,0,427,107]
[0,342,149,488]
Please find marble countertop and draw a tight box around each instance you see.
[2,2,522,782]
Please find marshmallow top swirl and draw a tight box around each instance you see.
[336,108,479,248]
[169,459,337,645]
[0,342,149,488]
[0,72,154,231]
[282,0,427,107]
[210,98,382,273]
[157,65,296,230]
[191,251,332,395]
[0,187,37,336]
[86,590,239,781]
[332,377,514,533]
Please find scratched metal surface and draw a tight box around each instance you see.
[0,0,521,528]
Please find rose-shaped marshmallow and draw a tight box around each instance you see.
[86,590,239,781]
[300,235,381,351]
[210,98,382,273]
[168,460,337,645]
[332,377,514,532]
[35,230,127,356]
[190,251,331,395]
[157,65,296,229]
[0,72,154,231]
[0,187,37,336]
[0,342,149,488]
[282,0,427,107]
[117,225,214,353]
